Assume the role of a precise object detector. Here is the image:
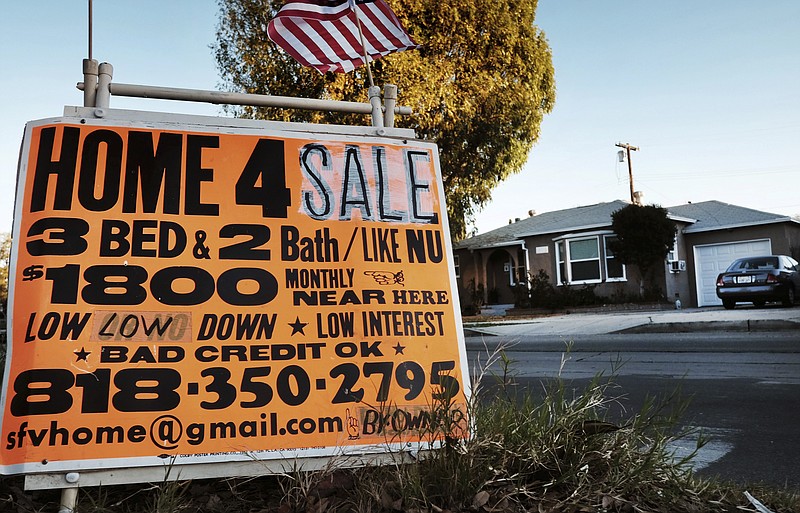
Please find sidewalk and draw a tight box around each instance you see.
[463,304,800,337]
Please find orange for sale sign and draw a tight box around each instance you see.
[0,114,469,475]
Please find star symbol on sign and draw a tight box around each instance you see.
[393,342,406,355]
[74,347,90,361]
[289,317,308,336]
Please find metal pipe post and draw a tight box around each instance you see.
[58,487,78,513]
[368,86,383,128]
[81,59,99,108]
[95,62,114,110]
[383,84,397,128]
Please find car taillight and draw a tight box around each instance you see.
[766,273,779,283]
[716,276,725,286]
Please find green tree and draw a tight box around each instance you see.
[608,204,677,295]
[0,232,10,314]
[214,0,556,239]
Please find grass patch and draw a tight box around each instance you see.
[1,348,798,512]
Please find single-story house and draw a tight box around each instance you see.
[454,200,800,309]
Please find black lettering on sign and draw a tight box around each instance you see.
[4,418,147,450]
[99,219,187,258]
[78,130,124,211]
[361,227,401,263]
[123,131,182,214]
[218,224,271,261]
[25,312,91,342]
[300,144,334,220]
[235,138,290,218]
[112,368,181,412]
[42,264,279,307]
[392,289,449,305]
[360,310,446,337]
[293,289,385,307]
[30,126,81,211]
[333,341,383,358]
[281,226,339,262]
[285,268,355,289]
[99,345,185,364]
[193,343,325,362]
[197,313,277,341]
[26,217,89,256]
[28,126,221,216]
[340,145,372,221]
[10,369,74,416]
[316,312,355,338]
[405,229,443,264]
[93,311,192,342]
[405,150,438,224]
[373,146,404,222]
[299,143,439,224]
[185,135,220,216]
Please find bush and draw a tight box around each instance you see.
[525,269,602,310]
[510,283,530,308]
[461,278,485,316]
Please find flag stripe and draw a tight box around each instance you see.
[267,0,418,73]
[364,0,410,50]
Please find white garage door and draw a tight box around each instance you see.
[694,239,772,307]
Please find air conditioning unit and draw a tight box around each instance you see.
[669,260,687,273]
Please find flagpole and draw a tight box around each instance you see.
[83,0,99,108]
[349,0,383,126]
[350,0,375,89]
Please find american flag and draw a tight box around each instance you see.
[267,0,419,73]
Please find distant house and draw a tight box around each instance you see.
[453,200,800,309]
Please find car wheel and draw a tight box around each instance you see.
[783,287,795,307]
[722,300,735,310]
[753,301,766,308]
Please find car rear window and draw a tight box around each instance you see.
[728,257,778,271]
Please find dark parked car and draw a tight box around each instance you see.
[715,255,800,309]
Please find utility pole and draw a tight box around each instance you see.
[616,142,639,204]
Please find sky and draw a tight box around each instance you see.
[2,1,798,237]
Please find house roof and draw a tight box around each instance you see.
[667,200,797,233]
[456,199,797,250]
[456,200,628,250]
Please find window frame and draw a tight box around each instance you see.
[554,232,627,285]
[603,235,626,282]
[555,235,602,285]
[510,247,527,286]
[667,234,679,272]
[667,237,678,262]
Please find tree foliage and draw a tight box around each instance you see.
[0,233,10,313]
[214,0,556,239]
[608,204,677,283]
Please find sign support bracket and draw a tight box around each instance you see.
[77,60,409,128]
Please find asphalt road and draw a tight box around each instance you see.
[465,331,800,490]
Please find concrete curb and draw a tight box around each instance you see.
[613,319,800,334]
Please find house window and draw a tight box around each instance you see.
[555,234,626,285]
[555,237,602,284]
[568,238,601,282]
[512,248,527,285]
[604,235,626,281]
[453,254,460,279]
[667,235,678,262]
[556,241,567,284]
